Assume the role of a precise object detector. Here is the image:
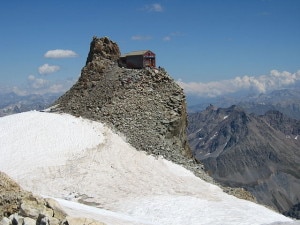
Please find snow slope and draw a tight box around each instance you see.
[0,111,296,225]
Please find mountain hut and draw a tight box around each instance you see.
[119,50,156,69]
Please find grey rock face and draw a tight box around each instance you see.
[188,105,300,218]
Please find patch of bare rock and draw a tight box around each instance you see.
[0,171,106,225]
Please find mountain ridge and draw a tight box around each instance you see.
[188,88,300,120]
[188,105,300,218]
[0,92,59,117]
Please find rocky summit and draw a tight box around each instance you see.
[188,105,300,218]
[54,36,194,167]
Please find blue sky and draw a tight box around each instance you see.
[0,0,300,98]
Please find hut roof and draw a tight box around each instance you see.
[121,50,153,57]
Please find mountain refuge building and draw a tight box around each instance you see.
[119,50,156,69]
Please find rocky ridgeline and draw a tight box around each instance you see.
[54,37,204,175]
[53,36,253,200]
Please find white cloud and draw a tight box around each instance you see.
[28,75,35,81]
[163,36,171,41]
[27,75,49,89]
[143,3,163,12]
[163,32,184,41]
[44,49,78,58]
[131,35,152,41]
[24,75,76,95]
[177,70,300,98]
[151,3,163,12]
[11,86,28,96]
[47,83,66,93]
[3,75,77,96]
[38,64,60,75]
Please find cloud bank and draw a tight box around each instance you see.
[28,75,49,89]
[38,64,60,75]
[21,75,77,95]
[44,49,78,58]
[177,70,300,98]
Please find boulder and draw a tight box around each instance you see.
[0,217,11,225]
[45,198,67,221]
[9,214,23,225]
[22,217,36,225]
[20,195,53,220]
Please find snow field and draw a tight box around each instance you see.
[0,111,295,225]
[0,111,104,177]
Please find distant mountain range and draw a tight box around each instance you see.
[188,105,300,218]
[188,88,300,120]
[0,92,60,117]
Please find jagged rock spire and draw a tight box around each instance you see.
[86,36,120,65]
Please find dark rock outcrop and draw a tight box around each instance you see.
[188,105,300,218]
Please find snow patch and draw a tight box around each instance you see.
[0,111,103,177]
[210,132,218,140]
[225,141,228,146]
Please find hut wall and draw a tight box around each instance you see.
[126,55,144,69]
